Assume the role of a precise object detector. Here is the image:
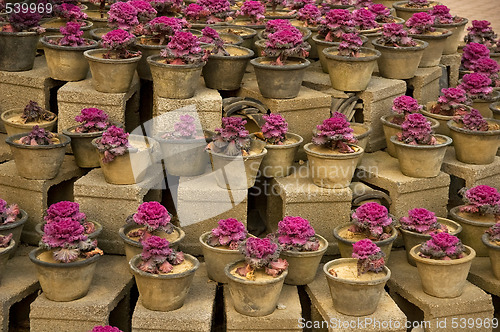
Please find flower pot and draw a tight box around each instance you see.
[280,234,328,285]
[323,258,391,316]
[213,26,257,50]
[482,233,500,280]
[490,101,500,121]
[0,209,28,258]
[147,55,205,99]
[84,48,141,93]
[313,34,369,73]
[1,108,57,137]
[119,222,185,264]
[470,91,500,118]
[133,39,163,81]
[371,0,400,8]
[208,148,267,190]
[304,143,363,189]
[254,39,311,59]
[259,133,303,178]
[6,133,71,180]
[0,31,40,71]
[409,29,452,68]
[40,36,98,81]
[409,244,475,298]
[390,134,452,178]
[434,17,468,55]
[41,18,93,35]
[392,1,441,22]
[421,102,472,137]
[29,248,101,302]
[449,206,495,257]
[381,114,440,157]
[62,125,111,168]
[202,45,254,91]
[447,119,500,165]
[224,260,288,317]
[333,223,398,261]
[399,218,462,266]
[35,220,103,240]
[372,39,428,79]
[84,10,109,29]
[351,123,372,166]
[250,57,310,99]
[0,239,15,284]
[322,46,381,92]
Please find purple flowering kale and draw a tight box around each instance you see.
[464,20,498,48]
[0,233,13,248]
[368,4,392,23]
[55,22,86,47]
[352,8,378,31]
[458,72,494,100]
[54,3,88,21]
[262,19,293,39]
[352,239,386,275]
[91,326,123,332]
[453,108,489,131]
[21,100,55,124]
[160,30,209,65]
[0,199,20,225]
[406,12,435,35]
[287,0,315,10]
[338,32,363,57]
[132,201,173,237]
[319,0,355,14]
[183,4,211,22]
[486,223,500,243]
[107,1,139,31]
[461,42,490,71]
[264,27,309,65]
[211,117,251,156]
[261,113,288,145]
[200,27,229,56]
[149,0,183,15]
[297,4,322,27]
[237,1,265,24]
[101,29,138,59]
[406,0,430,8]
[431,87,471,116]
[350,202,394,241]
[472,57,500,87]
[74,108,111,133]
[6,10,44,33]
[459,185,500,216]
[207,218,248,249]
[396,113,436,145]
[319,9,355,42]
[161,114,197,139]
[391,95,422,124]
[94,125,130,163]
[399,208,447,234]
[237,237,288,278]
[276,216,320,252]
[144,16,188,45]
[264,0,287,12]
[197,0,232,23]
[376,23,416,47]
[19,126,58,146]
[44,201,95,235]
[429,5,454,25]
[419,232,465,260]
[137,236,185,274]
[312,112,357,153]
[129,0,157,23]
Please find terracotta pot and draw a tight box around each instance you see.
[313,34,369,73]
[41,18,93,36]
[399,217,462,266]
[135,39,164,81]
[489,101,500,120]
[84,10,109,29]
[0,239,15,284]
[447,119,500,165]
[35,220,103,240]
[421,102,472,137]
[89,27,112,41]
[352,122,372,166]
[482,233,500,280]
[323,258,391,316]
[1,108,57,137]
[393,1,441,22]
[409,29,452,68]
[224,260,288,317]
[0,31,40,71]
[129,253,199,311]
[304,143,363,189]
[372,39,428,79]
[0,209,28,258]
[371,0,401,8]
[29,248,101,302]
[409,244,475,298]
[213,26,257,50]
[434,17,468,55]
[470,91,500,118]
[280,234,328,285]
[260,133,303,178]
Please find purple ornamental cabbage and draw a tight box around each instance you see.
[171,114,197,138]
[133,201,173,234]
[0,233,13,248]
[148,0,183,15]
[319,9,355,42]
[44,201,86,224]
[264,0,287,12]
[312,112,357,153]
[368,4,392,23]
[197,0,232,23]
[54,3,88,21]
[19,126,57,146]
[352,8,378,31]
[144,16,187,45]
[211,117,251,156]
[264,27,309,65]
[199,27,229,56]
[0,199,19,225]
[429,5,454,25]
[94,125,130,163]
[471,57,500,87]
[406,0,429,8]
[276,216,320,252]
[183,4,211,21]
[419,232,465,260]
[453,108,489,131]
[458,72,494,100]
[464,20,498,48]
[459,185,500,216]
[261,113,288,144]
[21,100,55,124]
[101,29,137,59]
[287,0,316,10]
[486,223,500,243]
[350,202,394,240]
[432,87,471,116]
[207,218,248,249]
[57,22,86,47]
[262,19,293,39]
[352,239,386,274]
[461,42,490,71]
[399,208,445,234]
[7,10,44,33]
[376,23,416,47]
[107,1,139,31]
[396,113,436,145]
[319,0,355,14]
[138,236,184,274]
[74,108,111,133]
[405,12,435,35]
[297,4,322,27]
[129,0,157,23]
[160,30,209,65]
[237,1,265,24]
[338,32,363,57]
[391,95,422,123]
[237,237,288,277]
[90,326,123,332]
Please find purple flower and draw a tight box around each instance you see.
[351,202,394,239]
[263,0,286,11]
[160,30,208,65]
[277,216,319,251]
[338,32,363,57]
[91,326,123,332]
[464,20,498,48]
[486,223,500,242]
[261,113,288,144]
[21,101,54,123]
[237,1,265,24]
[101,29,136,59]
[199,26,221,44]
[399,208,441,233]
[429,5,454,24]
[174,114,197,138]
[392,95,422,115]
[471,57,500,87]
[352,238,381,259]
[461,42,490,71]
[54,3,88,22]
[368,4,391,23]
[149,0,183,15]
[458,72,494,99]
[265,27,309,64]
[42,218,88,248]
[419,232,465,260]
[74,108,111,133]
[297,4,322,27]
[108,1,139,31]
[44,201,86,224]
[433,87,471,116]
[406,12,435,35]
[208,218,247,249]
[138,235,185,274]
[454,108,489,131]
[19,126,56,146]
[57,21,86,47]
[211,117,251,156]
[312,112,357,152]
[238,237,284,273]
[459,185,500,216]
[130,0,157,23]
[183,4,211,21]
[263,19,293,38]
[198,0,231,14]
[377,23,416,47]
[397,113,436,145]
[140,236,173,261]
[94,125,130,163]
[133,201,172,232]
[319,9,355,42]
[352,8,378,31]
[144,16,188,45]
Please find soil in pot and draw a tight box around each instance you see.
[259,133,303,178]
[1,109,57,137]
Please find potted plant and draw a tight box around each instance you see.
[1,100,57,137]
[398,207,462,266]
[256,114,303,178]
[464,20,497,49]
[29,217,104,301]
[333,202,397,259]
[62,108,115,168]
[199,218,249,283]
[392,0,439,22]
[429,5,467,55]
[368,4,405,25]
[458,72,500,118]
[196,0,234,25]
[460,42,490,73]
[147,30,209,99]
[129,236,199,311]
[322,32,381,92]
[119,201,185,263]
[235,0,265,26]
[471,57,500,91]
[250,26,310,99]
[324,239,391,316]
[42,3,92,34]
[409,232,475,298]
[84,29,142,93]
[352,8,380,34]
[372,23,428,79]
[206,117,267,190]
[0,234,14,284]
[295,4,322,58]
[224,237,288,317]
[304,112,363,188]
[0,10,45,71]
[0,199,27,257]
[482,222,500,279]
[106,1,139,32]
[183,3,212,27]
[213,25,258,50]
[6,126,71,180]
[287,0,316,10]
[199,25,243,45]
[273,216,327,285]
[449,185,499,257]
[254,19,311,58]
[128,0,157,35]
[149,0,183,16]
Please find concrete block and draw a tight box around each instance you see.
[74,166,164,254]
[30,255,134,332]
[357,151,450,219]
[356,77,407,152]
[302,64,352,99]
[468,257,500,297]
[131,263,216,332]
[225,285,302,332]
[387,250,494,332]
[440,53,461,88]
[0,156,84,245]
[406,67,442,106]
[305,265,407,332]
[57,75,141,133]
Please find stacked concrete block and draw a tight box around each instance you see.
[440,53,462,88]
[0,155,84,245]
[357,151,450,219]
[468,257,500,298]
[30,255,134,332]
[406,67,442,105]
[387,251,494,332]
[57,75,141,133]
[131,264,216,332]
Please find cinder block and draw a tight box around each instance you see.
[74,166,164,254]
[266,165,352,255]
[131,263,216,332]
[406,67,442,106]
[357,151,450,219]
[468,257,500,297]
[387,250,494,332]
[305,265,407,332]
[0,156,84,245]
[30,255,134,332]
[440,53,461,88]
[356,77,407,152]
[225,285,302,332]
[57,75,141,133]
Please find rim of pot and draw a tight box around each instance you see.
[0,239,16,254]
[89,27,112,40]
[304,142,364,159]
[129,253,200,279]
[224,259,288,284]
[433,16,468,28]
[392,0,440,10]
[333,222,398,246]
[250,57,310,70]
[62,122,123,138]
[447,118,500,136]
[155,130,214,144]
[0,30,38,36]
[470,90,500,103]
[147,54,205,68]
[40,35,99,51]
[206,32,244,45]
[409,243,476,265]
[381,114,440,129]
[213,25,257,38]
[421,104,474,121]
[84,48,142,63]
[322,46,381,62]
[134,39,167,49]
[36,220,102,236]
[1,108,57,123]
[323,258,391,284]
[0,209,28,231]
[398,217,463,238]
[201,44,255,59]
[207,147,268,160]
[351,123,372,141]
[489,101,500,115]
[481,233,500,249]
[449,206,497,227]
[199,231,256,253]
[91,137,141,154]
[312,34,369,45]
[280,234,329,257]
[371,38,428,51]
[6,133,71,149]
[409,28,452,40]
[264,132,303,149]
[389,133,452,148]
[118,222,184,248]
[29,247,102,268]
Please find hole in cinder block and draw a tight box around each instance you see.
[47,178,79,207]
[448,175,465,211]
[405,85,415,98]
[139,80,153,127]
[388,290,425,332]
[125,91,141,133]
[211,284,225,332]
[8,291,38,332]
[109,290,131,332]
[298,286,312,332]
[353,102,364,123]
[48,81,66,115]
